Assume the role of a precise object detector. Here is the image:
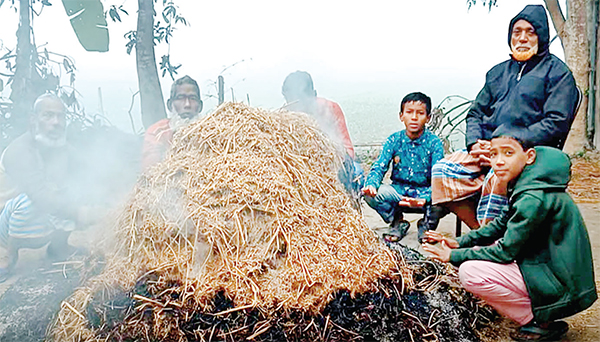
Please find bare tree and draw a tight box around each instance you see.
[591,1,600,146]
[120,0,186,130]
[135,0,167,129]
[8,0,36,136]
[544,0,591,152]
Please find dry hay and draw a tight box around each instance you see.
[51,102,401,341]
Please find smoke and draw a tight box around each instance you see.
[0,122,144,340]
[69,124,141,200]
[64,123,143,251]
[283,97,350,158]
[311,105,349,154]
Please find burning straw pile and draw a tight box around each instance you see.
[51,102,408,341]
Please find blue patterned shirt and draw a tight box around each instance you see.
[365,129,444,201]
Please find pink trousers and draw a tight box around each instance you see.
[459,260,534,325]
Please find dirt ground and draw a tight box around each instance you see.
[1,154,599,341]
[363,152,600,342]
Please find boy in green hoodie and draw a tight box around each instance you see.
[422,133,597,341]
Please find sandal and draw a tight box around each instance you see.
[510,320,568,341]
[383,220,410,243]
[417,218,429,244]
[383,233,402,243]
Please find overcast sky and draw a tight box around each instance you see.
[0,0,566,139]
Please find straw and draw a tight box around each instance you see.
[51,102,400,341]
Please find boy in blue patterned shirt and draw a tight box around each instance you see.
[362,92,447,242]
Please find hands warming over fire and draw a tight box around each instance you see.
[361,185,377,197]
[421,231,459,263]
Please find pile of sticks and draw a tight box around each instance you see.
[51,103,402,341]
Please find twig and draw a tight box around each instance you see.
[61,301,85,320]
[321,315,330,341]
[212,304,254,316]
[246,321,270,340]
[127,90,140,134]
[133,294,164,307]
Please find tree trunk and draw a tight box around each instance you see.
[590,0,600,147]
[136,0,167,130]
[545,0,591,153]
[8,0,36,137]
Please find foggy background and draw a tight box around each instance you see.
[0,2,576,335]
[0,0,566,145]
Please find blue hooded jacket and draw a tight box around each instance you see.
[466,5,578,150]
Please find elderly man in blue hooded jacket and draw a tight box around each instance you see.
[431,4,579,229]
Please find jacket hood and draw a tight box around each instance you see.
[511,146,570,198]
[508,5,550,55]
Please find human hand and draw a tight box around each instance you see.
[422,240,453,263]
[361,185,377,197]
[469,139,491,167]
[470,139,491,152]
[477,154,491,167]
[421,230,459,248]
[398,197,426,208]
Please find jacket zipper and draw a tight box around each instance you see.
[517,63,526,81]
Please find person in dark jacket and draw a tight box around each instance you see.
[0,93,100,283]
[431,4,579,229]
[423,133,596,341]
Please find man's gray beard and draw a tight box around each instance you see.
[34,133,67,148]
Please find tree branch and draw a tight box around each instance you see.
[544,0,566,42]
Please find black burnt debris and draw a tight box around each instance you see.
[79,243,500,342]
[0,243,503,342]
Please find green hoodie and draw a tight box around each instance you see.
[449,146,597,322]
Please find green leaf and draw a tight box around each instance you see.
[162,5,175,23]
[109,6,121,22]
[126,42,134,55]
[124,30,136,54]
[61,0,109,52]
[63,58,73,73]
